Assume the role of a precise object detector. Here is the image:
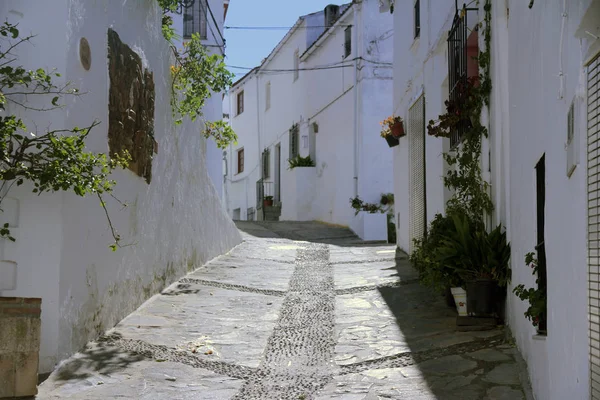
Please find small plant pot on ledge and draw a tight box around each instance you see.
[385,135,399,148]
[466,279,498,317]
[263,199,273,207]
[450,287,468,316]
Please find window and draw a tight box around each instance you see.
[183,0,208,40]
[237,90,244,115]
[414,0,421,39]
[262,149,270,179]
[237,148,244,174]
[566,100,579,177]
[265,81,271,110]
[535,154,547,334]
[344,27,352,58]
[293,50,299,81]
[289,124,299,159]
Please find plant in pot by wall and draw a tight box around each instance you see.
[411,211,466,313]
[379,115,404,148]
[513,252,546,332]
[436,212,511,317]
[263,195,274,207]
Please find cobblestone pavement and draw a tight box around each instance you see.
[37,221,532,399]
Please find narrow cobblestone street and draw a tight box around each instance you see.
[38,222,531,399]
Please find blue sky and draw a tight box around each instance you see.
[224,0,349,78]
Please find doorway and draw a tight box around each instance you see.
[275,143,281,203]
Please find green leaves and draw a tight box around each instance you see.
[0,22,129,249]
[168,31,237,148]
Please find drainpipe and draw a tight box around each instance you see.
[352,2,360,198]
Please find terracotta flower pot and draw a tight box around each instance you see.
[263,199,273,207]
[391,120,405,138]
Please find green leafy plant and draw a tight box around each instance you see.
[349,196,383,216]
[513,252,546,329]
[380,193,394,206]
[264,195,273,201]
[158,1,237,149]
[435,212,511,286]
[410,211,468,293]
[0,22,130,249]
[288,155,315,169]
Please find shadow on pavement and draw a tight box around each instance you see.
[376,251,525,399]
[51,340,145,383]
[235,220,391,247]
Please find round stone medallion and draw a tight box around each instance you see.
[79,37,91,70]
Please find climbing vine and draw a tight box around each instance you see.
[0,22,130,249]
[411,0,495,290]
[427,0,493,221]
[158,0,237,149]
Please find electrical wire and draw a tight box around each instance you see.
[228,64,353,72]
[205,0,225,46]
[227,57,391,74]
[224,25,353,30]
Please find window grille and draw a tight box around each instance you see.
[588,54,600,400]
[289,124,299,159]
[447,3,476,147]
[183,0,208,40]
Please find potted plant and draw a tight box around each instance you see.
[436,213,511,317]
[380,115,404,148]
[382,115,405,138]
[263,195,274,207]
[411,212,466,313]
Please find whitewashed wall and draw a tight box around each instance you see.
[0,0,241,373]
[226,0,394,228]
[504,1,594,398]
[392,0,455,252]
[392,0,597,398]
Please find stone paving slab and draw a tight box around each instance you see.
[37,221,531,399]
[40,357,243,400]
[116,285,282,368]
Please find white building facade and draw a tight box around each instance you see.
[0,0,240,374]
[390,0,600,398]
[225,0,394,235]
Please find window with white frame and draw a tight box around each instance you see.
[293,50,299,81]
[236,90,244,115]
[265,81,271,110]
[344,26,352,58]
[414,0,420,39]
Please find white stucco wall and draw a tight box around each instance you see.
[504,2,593,398]
[392,0,455,252]
[392,0,597,398]
[0,0,241,373]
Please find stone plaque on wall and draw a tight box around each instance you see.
[107,29,156,184]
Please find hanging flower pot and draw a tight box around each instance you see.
[380,115,405,142]
[385,135,399,148]
[391,119,405,138]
